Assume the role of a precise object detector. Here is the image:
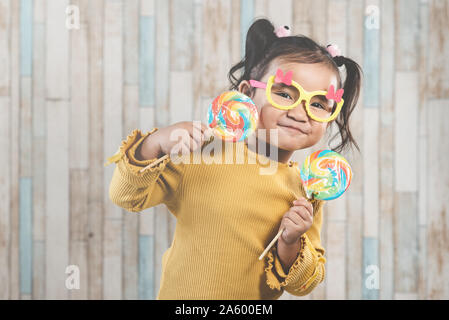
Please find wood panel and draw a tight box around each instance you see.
[122,0,140,299]
[68,0,89,300]
[31,0,46,300]
[103,0,123,300]
[69,169,89,299]
[393,0,420,300]
[344,0,364,300]
[417,0,429,300]
[0,0,10,96]
[45,100,69,299]
[0,0,447,300]
[0,0,11,300]
[0,96,11,299]
[428,0,449,99]
[427,99,449,299]
[139,1,155,108]
[378,0,395,300]
[9,0,21,300]
[362,0,380,301]
[45,0,69,100]
[87,0,105,299]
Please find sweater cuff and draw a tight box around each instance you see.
[126,129,158,167]
[265,234,323,291]
[105,128,172,180]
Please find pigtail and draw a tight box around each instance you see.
[228,19,278,90]
[329,56,363,153]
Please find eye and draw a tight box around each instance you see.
[310,102,326,110]
[275,92,293,100]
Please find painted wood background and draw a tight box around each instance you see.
[0,0,448,300]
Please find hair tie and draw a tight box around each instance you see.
[274,25,291,38]
[326,44,341,57]
[326,44,344,67]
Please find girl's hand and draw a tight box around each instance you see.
[279,197,314,245]
[158,121,213,156]
[138,121,213,161]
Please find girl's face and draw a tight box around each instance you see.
[238,60,339,151]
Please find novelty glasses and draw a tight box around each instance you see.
[249,69,344,123]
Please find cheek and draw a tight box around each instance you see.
[311,122,328,137]
[258,106,282,129]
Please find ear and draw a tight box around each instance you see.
[238,80,253,97]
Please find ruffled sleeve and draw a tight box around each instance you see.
[107,128,184,213]
[264,199,326,296]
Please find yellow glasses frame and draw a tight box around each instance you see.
[251,75,344,123]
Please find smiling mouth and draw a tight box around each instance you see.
[279,124,306,134]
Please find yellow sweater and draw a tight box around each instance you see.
[107,128,327,300]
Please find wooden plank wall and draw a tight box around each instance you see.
[0,0,448,300]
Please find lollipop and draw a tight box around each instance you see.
[140,91,258,172]
[207,91,258,142]
[300,149,352,200]
[258,149,352,260]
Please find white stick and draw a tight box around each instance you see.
[258,227,285,260]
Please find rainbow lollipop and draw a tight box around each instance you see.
[207,91,258,142]
[300,149,352,200]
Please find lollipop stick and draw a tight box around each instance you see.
[258,227,285,260]
[139,154,169,173]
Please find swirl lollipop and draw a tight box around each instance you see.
[207,91,258,142]
[140,91,258,172]
[259,149,352,260]
[300,149,352,200]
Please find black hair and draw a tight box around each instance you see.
[228,18,363,154]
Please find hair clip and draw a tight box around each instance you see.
[326,44,341,58]
[274,25,291,38]
[325,85,344,103]
[274,69,293,86]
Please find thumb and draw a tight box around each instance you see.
[281,228,288,241]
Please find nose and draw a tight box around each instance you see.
[286,99,309,122]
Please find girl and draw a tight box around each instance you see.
[108,18,362,299]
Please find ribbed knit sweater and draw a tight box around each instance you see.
[107,128,326,300]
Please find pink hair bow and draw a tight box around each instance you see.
[326,44,341,58]
[326,85,344,103]
[274,25,291,38]
[275,69,293,86]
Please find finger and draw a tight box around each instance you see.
[294,197,313,210]
[191,127,203,145]
[293,198,313,217]
[193,122,210,142]
[192,121,206,132]
[282,219,303,239]
[291,206,312,223]
[192,121,203,131]
[283,212,306,231]
[193,124,213,144]
[188,135,199,151]
[285,210,303,225]
[199,122,209,133]
[203,127,214,140]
